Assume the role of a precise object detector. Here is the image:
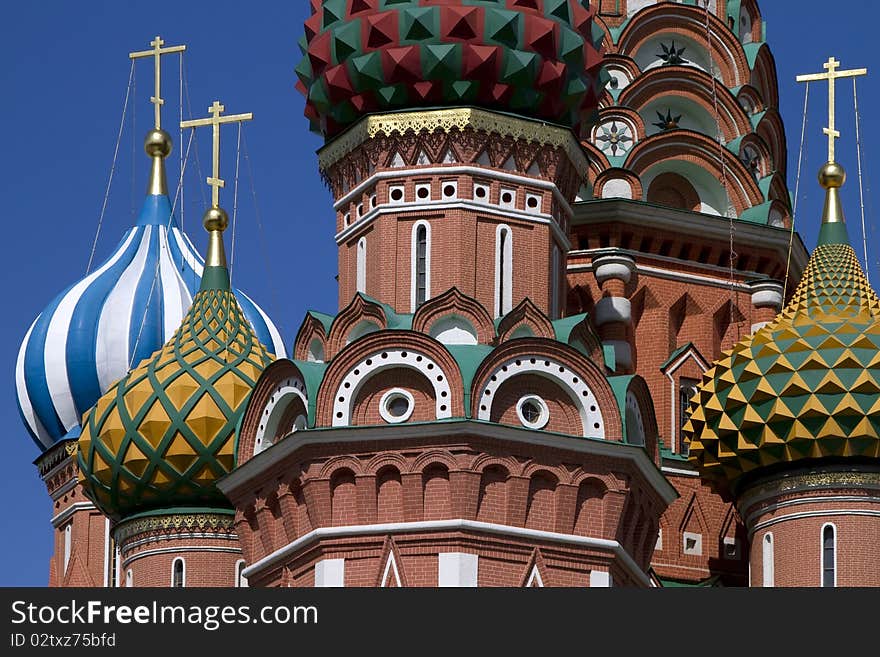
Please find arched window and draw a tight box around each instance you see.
[172,558,185,588]
[411,221,431,311]
[762,532,774,587]
[236,560,248,588]
[63,523,72,573]
[126,569,133,588]
[495,225,513,317]
[822,524,836,587]
[356,237,366,294]
[678,378,699,455]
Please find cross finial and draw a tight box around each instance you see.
[180,101,253,208]
[796,56,867,162]
[130,35,186,130]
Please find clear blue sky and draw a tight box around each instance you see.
[0,1,876,585]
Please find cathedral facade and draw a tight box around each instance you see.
[18,0,878,588]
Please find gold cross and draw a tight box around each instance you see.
[180,101,253,208]
[130,36,186,130]
[797,56,867,162]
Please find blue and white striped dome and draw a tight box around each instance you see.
[16,191,286,451]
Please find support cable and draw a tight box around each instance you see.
[784,82,810,301]
[853,77,870,284]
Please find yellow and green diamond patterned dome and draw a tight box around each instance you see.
[685,163,880,497]
[76,208,274,518]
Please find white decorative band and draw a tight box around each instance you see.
[743,495,880,528]
[51,502,97,528]
[242,519,649,587]
[121,545,243,569]
[750,509,880,536]
[120,532,241,556]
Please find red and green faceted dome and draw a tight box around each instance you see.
[296,0,606,138]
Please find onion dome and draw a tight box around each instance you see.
[76,204,274,519]
[15,129,285,452]
[295,0,606,138]
[685,162,880,497]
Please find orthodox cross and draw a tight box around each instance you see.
[180,101,253,208]
[797,56,867,162]
[129,36,186,130]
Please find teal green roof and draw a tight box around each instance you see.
[738,200,772,225]
[660,342,697,371]
[657,575,721,588]
[743,42,765,69]
[356,292,413,330]
[552,313,589,343]
[307,310,335,334]
[291,359,329,425]
[446,344,495,418]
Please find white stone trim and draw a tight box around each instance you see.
[569,260,754,293]
[662,347,708,454]
[219,420,678,505]
[475,356,605,438]
[410,220,432,312]
[494,224,513,318]
[742,494,880,528]
[761,532,774,588]
[338,200,571,253]
[63,523,72,574]
[682,531,703,556]
[438,552,478,587]
[241,519,651,587]
[51,502,96,528]
[255,377,309,454]
[820,522,837,588]
[589,570,612,587]
[333,165,574,218]
[102,518,110,587]
[236,559,249,587]
[121,545,242,569]
[525,565,544,587]
[381,552,401,587]
[379,388,415,424]
[51,476,81,502]
[516,394,550,430]
[315,558,345,587]
[752,509,880,534]
[332,348,452,426]
[356,237,366,294]
[661,466,701,478]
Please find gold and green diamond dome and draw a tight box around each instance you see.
[685,163,880,497]
[76,209,274,519]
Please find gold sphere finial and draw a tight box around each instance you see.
[144,128,173,158]
[203,206,229,232]
[819,161,846,189]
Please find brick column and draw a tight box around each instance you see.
[592,253,636,373]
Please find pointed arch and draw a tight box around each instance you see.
[326,293,388,357]
[292,311,331,363]
[497,298,555,343]
[749,43,780,111]
[411,287,495,345]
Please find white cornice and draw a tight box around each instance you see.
[241,518,651,587]
[51,501,97,528]
[218,420,677,505]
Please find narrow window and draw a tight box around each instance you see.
[356,237,366,294]
[678,378,699,455]
[495,225,512,317]
[63,523,72,573]
[551,244,561,319]
[236,560,249,588]
[411,222,431,310]
[762,532,774,587]
[822,524,836,587]
[126,569,133,588]
[172,558,185,588]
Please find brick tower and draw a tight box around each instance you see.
[566,0,808,585]
[217,0,680,587]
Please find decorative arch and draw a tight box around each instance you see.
[593,167,643,201]
[497,298,555,343]
[318,455,365,480]
[470,339,623,440]
[326,293,388,358]
[625,130,765,215]
[293,312,330,363]
[646,171,701,212]
[411,449,459,475]
[619,66,752,142]
[736,133,772,180]
[316,330,465,426]
[620,375,660,464]
[237,359,311,465]
[617,3,750,87]
[749,43,780,111]
[754,109,787,181]
[599,53,641,95]
[736,84,765,118]
[411,287,495,345]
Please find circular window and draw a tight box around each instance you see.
[516,395,549,430]
[379,388,415,424]
[390,187,404,202]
